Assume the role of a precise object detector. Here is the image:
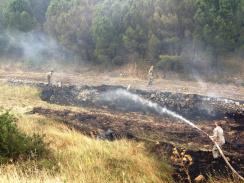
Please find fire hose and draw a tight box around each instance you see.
[114,89,244,180]
[202,131,244,181]
[135,131,244,181]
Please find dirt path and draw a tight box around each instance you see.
[1,70,244,100]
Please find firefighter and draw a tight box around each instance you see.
[210,121,225,159]
[147,65,154,86]
[47,70,54,85]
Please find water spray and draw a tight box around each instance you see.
[102,89,244,181]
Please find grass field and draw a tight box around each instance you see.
[0,82,242,183]
[0,82,173,183]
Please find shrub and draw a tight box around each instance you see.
[157,55,183,71]
[0,111,47,164]
[112,55,126,66]
[237,45,244,58]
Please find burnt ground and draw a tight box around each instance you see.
[31,106,243,182]
[5,79,244,182]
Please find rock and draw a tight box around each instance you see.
[104,129,116,140]
[194,174,205,183]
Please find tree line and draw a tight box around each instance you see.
[0,0,243,73]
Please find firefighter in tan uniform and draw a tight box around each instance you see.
[210,122,225,159]
[147,65,154,86]
[47,70,54,86]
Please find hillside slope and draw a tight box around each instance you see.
[0,82,173,183]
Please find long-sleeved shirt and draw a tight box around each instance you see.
[213,126,225,145]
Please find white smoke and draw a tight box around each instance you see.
[101,89,202,131]
[7,31,63,61]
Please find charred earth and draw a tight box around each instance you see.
[9,80,244,182]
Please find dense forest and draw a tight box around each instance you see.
[0,0,243,75]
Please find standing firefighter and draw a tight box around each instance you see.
[210,122,225,159]
[47,70,54,86]
[147,65,154,86]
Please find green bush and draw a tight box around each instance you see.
[0,111,47,164]
[112,55,126,66]
[157,55,183,71]
[237,45,244,58]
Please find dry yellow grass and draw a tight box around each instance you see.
[208,176,243,183]
[0,82,173,183]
